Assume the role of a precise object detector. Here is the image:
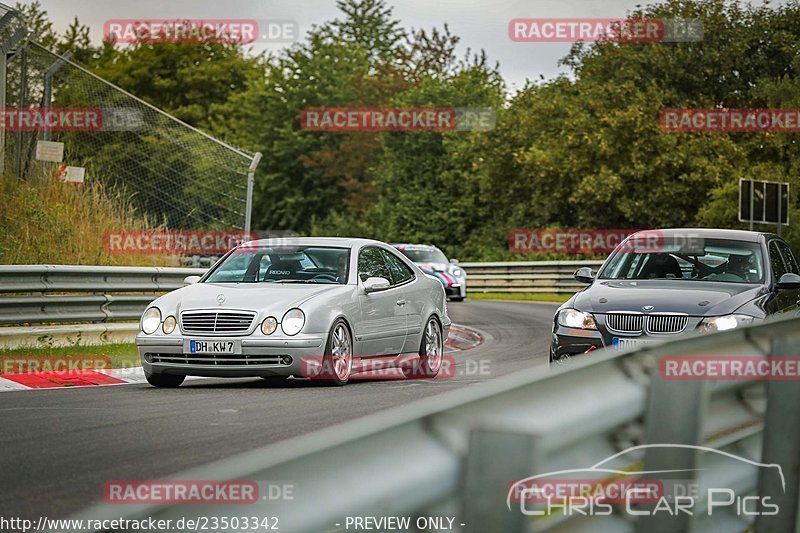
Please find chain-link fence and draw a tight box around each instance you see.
[0,4,260,232]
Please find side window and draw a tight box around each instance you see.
[769,241,788,280]
[358,247,391,282]
[382,249,415,285]
[777,241,799,275]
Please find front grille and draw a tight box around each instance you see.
[180,310,256,335]
[606,313,645,334]
[605,312,688,335]
[146,353,290,366]
[646,314,688,334]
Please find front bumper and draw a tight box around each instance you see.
[136,333,325,378]
[551,314,706,360]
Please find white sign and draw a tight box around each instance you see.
[59,166,85,184]
[35,141,64,162]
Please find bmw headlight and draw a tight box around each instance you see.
[281,309,305,336]
[699,314,757,332]
[557,309,597,330]
[141,307,161,334]
[261,316,278,335]
[162,315,176,334]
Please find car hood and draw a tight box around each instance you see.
[417,262,449,272]
[154,282,348,315]
[573,279,768,316]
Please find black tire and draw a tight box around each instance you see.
[404,316,444,378]
[320,319,353,386]
[145,371,185,388]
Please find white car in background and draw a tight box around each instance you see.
[392,243,467,301]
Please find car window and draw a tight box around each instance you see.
[776,241,799,275]
[382,249,415,285]
[769,241,788,280]
[358,246,392,282]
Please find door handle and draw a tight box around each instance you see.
[396,299,406,306]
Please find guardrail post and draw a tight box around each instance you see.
[636,364,710,533]
[462,429,538,533]
[756,334,800,533]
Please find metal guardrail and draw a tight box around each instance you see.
[69,315,800,533]
[0,265,205,325]
[0,262,599,326]
[461,260,604,294]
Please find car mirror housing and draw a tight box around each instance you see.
[776,272,800,290]
[449,258,459,264]
[574,267,595,284]
[363,277,391,293]
[183,275,201,285]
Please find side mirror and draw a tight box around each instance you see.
[776,272,800,290]
[183,275,201,285]
[574,267,595,284]
[363,277,391,293]
[449,258,459,264]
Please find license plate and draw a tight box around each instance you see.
[612,337,656,351]
[184,339,241,354]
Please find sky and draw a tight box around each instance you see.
[17,0,779,91]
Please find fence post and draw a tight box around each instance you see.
[42,51,72,142]
[756,334,800,533]
[245,152,262,235]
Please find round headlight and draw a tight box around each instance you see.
[281,309,305,336]
[261,316,278,335]
[141,307,161,334]
[162,315,176,334]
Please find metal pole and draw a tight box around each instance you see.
[750,180,755,231]
[755,334,800,533]
[14,43,25,181]
[244,152,262,236]
[777,187,782,237]
[42,51,72,142]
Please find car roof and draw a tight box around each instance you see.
[240,237,385,248]
[391,243,439,250]
[627,228,767,243]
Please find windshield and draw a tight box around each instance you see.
[397,248,448,264]
[204,246,350,284]
[599,238,764,283]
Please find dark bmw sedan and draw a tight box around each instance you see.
[550,228,800,363]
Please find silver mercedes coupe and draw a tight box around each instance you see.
[136,237,451,386]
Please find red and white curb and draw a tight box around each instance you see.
[0,367,206,392]
[0,325,484,392]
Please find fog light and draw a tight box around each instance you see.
[281,356,293,365]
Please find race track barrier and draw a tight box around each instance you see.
[460,260,604,294]
[69,315,800,533]
[0,261,600,328]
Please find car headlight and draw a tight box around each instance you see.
[557,309,597,330]
[261,316,278,335]
[699,314,757,332]
[141,307,161,334]
[162,315,176,334]
[452,268,464,278]
[281,309,305,336]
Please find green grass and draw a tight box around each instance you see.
[467,292,571,303]
[0,343,140,369]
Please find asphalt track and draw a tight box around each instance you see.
[0,300,559,521]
